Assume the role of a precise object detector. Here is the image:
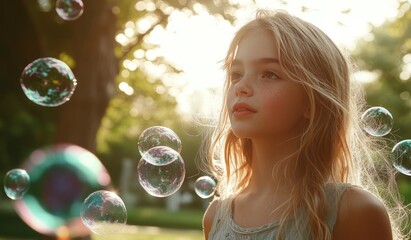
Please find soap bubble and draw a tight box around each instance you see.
[137,152,185,197]
[138,126,181,156]
[14,144,110,237]
[391,139,411,176]
[3,168,30,200]
[361,106,393,137]
[56,0,84,21]
[194,176,216,199]
[80,190,127,235]
[142,146,180,166]
[20,57,77,107]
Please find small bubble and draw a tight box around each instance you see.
[3,169,30,200]
[194,176,216,199]
[137,153,185,198]
[56,0,84,21]
[391,139,411,176]
[361,106,393,137]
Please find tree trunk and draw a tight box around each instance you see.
[0,0,50,171]
[55,0,117,152]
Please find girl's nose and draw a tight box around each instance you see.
[234,74,253,97]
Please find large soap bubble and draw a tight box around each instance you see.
[137,150,185,197]
[80,190,127,235]
[142,146,180,166]
[14,144,110,237]
[138,126,182,156]
[20,57,77,107]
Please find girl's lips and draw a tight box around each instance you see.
[232,102,257,118]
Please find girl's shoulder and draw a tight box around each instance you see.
[203,198,222,239]
[332,185,392,240]
[203,198,219,228]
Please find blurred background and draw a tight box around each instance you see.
[0,0,410,239]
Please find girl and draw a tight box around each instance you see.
[202,10,409,240]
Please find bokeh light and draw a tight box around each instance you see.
[391,139,411,176]
[14,144,110,237]
[3,168,30,200]
[55,0,84,21]
[20,57,77,107]
[80,190,127,235]
[137,153,185,198]
[361,106,393,137]
[138,126,182,156]
[194,176,216,199]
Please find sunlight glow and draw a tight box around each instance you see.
[124,28,135,38]
[156,0,400,116]
[353,71,380,84]
[120,0,401,117]
[123,59,140,71]
[400,53,411,80]
[119,82,134,96]
[115,33,128,46]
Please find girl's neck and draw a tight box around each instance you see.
[245,136,301,195]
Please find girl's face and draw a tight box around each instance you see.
[227,29,309,142]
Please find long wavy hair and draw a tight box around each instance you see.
[201,9,408,240]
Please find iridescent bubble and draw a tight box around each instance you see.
[361,106,393,137]
[194,176,216,199]
[80,190,127,235]
[138,126,182,156]
[56,0,84,21]
[142,146,180,166]
[20,57,77,107]
[391,140,411,176]
[3,168,30,200]
[14,144,110,237]
[137,152,185,197]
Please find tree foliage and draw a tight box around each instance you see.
[96,0,239,185]
[352,1,411,203]
[0,0,238,190]
[353,2,411,140]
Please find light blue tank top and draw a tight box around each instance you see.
[209,183,352,240]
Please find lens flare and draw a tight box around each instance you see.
[14,144,110,237]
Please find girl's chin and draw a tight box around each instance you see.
[231,129,258,139]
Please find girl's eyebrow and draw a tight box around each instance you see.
[231,57,280,67]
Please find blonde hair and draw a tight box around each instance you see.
[202,9,409,239]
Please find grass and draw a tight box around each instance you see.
[0,226,204,240]
[127,207,204,229]
[0,225,203,240]
[0,200,205,239]
[91,225,203,240]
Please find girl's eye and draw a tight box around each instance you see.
[229,71,243,82]
[261,71,279,80]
